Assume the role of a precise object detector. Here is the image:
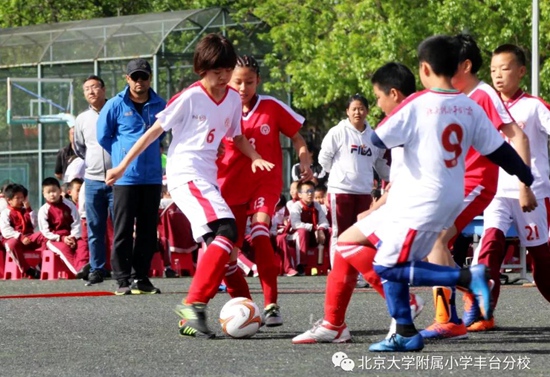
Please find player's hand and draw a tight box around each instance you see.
[21,236,30,245]
[217,143,226,158]
[519,185,537,212]
[105,167,125,186]
[315,229,326,244]
[299,162,313,181]
[251,158,274,173]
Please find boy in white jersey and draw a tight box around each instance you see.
[468,44,550,331]
[293,35,534,352]
[105,33,273,339]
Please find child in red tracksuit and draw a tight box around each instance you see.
[38,177,89,278]
[0,183,45,278]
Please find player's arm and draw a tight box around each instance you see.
[96,102,116,155]
[233,135,274,173]
[104,121,164,186]
[290,132,313,181]
[484,142,533,187]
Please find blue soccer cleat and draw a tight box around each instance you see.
[468,264,492,320]
[369,333,424,352]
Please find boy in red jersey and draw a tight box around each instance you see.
[420,34,537,340]
[467,44,550,331]
[38,177,89,279]
[0,183,44,278]
[106,34,273,338]
[216,55,313,326]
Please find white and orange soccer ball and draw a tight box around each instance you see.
[219,297,262,338]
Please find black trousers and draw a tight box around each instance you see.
[112,184,161,282]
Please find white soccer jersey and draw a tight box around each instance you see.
[496,90,550,199]
[375,89,505,231]
[319,119,389,194]
[157,82,242,190]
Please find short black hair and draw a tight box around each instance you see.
[493,44,527,67]
[42,177,61,189]
[68,178,83,191]
[193,33,237,77]
[371,62,416,97]
[83,75,105,87]
[3,183,28,200]
[454,33,483,74]
[347,94,369,111]
[297,180,316,192]
[417,35,460,77]
[314,185,327,194]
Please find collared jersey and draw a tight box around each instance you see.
[375,89,504,231]
[217,95,304,204]
[496,90,550,199]
[157,82,242,190]
[465,81,513,194]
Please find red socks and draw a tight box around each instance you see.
[250,222,279,306]
[527,243,550,303]
[223,260,252,300]
[185,236,232,304]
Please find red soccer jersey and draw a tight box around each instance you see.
[464,82,513,195]
[218,95,304,205]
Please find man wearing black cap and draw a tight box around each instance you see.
[97,58,166,295]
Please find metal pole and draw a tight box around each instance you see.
[153,54,158,93]
[532,0,540,96]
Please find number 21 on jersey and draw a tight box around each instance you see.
[441,123,464,168]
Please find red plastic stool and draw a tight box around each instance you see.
[149,252,165,277]
[40,249,75,280]
[0,250,5,279]
[3,250,41,280]
[171,252,195,277]
[304,246,331,276]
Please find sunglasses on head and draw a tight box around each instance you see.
[130,72,150,81]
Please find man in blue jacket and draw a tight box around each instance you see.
[97,58,166,295]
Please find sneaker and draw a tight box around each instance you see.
[467,264,492,320]
[385,293,425,339]
[174,303,215,339]
[285,268,299,277]
[462,292,480,327]
[369,333,424,352]
[467,317,495,332]
[75,263,91,280]
[164,267,179,278]
[263,303,283,327]
[115,280,132,295]
[131,278,161,294]
[292,320,351,344]
[356,274,370,288]
[86,270,104,285]
[420,321,468,339]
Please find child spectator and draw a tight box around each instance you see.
[38,177,90,279]
[289,180,330,275]
[66,178,83,206]
[0,183,44,278]
[314,185,328,215]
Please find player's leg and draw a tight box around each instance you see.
[423,185,493,339]
[222,204,252,301]
[172,180,237,339]
[526,198,550,303]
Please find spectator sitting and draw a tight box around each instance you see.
[66,178,84,206]
[0,183,45,278]
[291,142,328,186]
[289,180,330,275]
[38,177,90,279]
[314,185,328,215]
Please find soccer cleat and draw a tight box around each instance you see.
[263,303,283,327]
[356,274,370,288]
[175,303,215,339]
[420,320,468,340]
[467,317,495,332]
[468,264,492,320]
[462,292,480,327]
[386,293,425,339]
[369,333,424,352]
[114,280,132,296]
[131,278,161,294]
[292,320,351,344]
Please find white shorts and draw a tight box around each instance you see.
[170,179,234,242]
[482,196,549,247]
[354,206,439,267]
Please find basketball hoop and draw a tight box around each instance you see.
[22,123,39,137]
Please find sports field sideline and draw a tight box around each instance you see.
[0,275,548,377]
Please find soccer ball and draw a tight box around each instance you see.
[219,297,262,338]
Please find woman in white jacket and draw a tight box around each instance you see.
[318,94,390,269]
